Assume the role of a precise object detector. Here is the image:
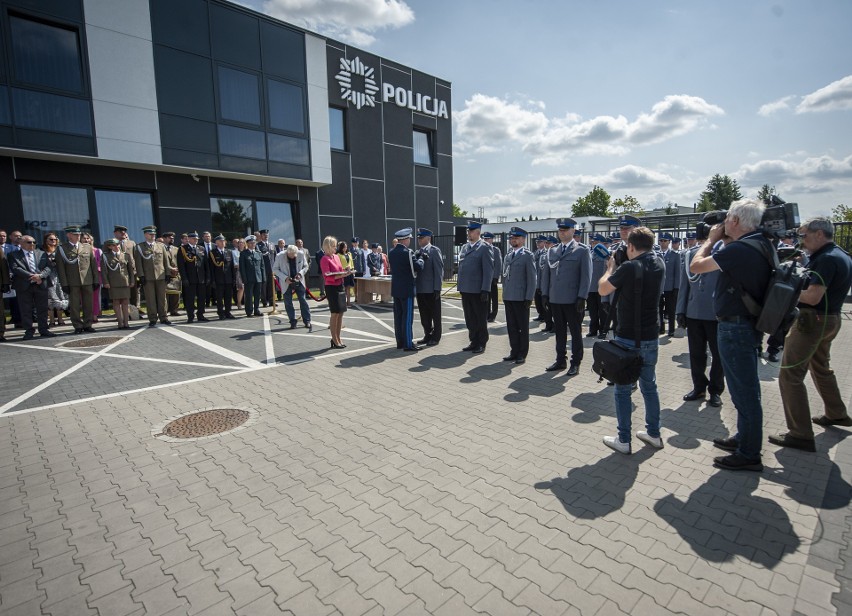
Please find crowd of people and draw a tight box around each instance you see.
[3,201,852,469]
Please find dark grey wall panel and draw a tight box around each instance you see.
[7,0,83,22]
[0,157,23,230]
[219,155,266,175]
[162,148,219,169]
[436,83,452,156]
[261,22,305,82]
[210,3,261,70]
[384,144,413,220]
[438,154,453,220]
[210,177,298,201]
[415,185,438,233]
[380,63,411,147]
[415,165,437,188]
[318,215,352,246]
[317,152,352,217]
[150,0,210,57]
[158,208,210,236]
[351,178,386,245]
[154,47,215,121]
[159,115,217,153]
[297,187,319,248]
[344,50,383,181]
[13,158,155,189]
[156,172,211,209]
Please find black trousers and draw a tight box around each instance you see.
[183,282,206,319]
[504,300,530,359]
[488,279,499,320]
[417,292,441,343]
[686,317,725,395]
[659,289,678,333]
[535,289,553,329]
[587,292,603,335]
[260,271,273,305]
[461,292,489,348]
[16,284,49,333]
[244,282,261,315]
[214,283,233,316]
[551,302,583,365]
[534,288,544,319]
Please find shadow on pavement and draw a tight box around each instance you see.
[504,370,574,402]
[659,401,728,450]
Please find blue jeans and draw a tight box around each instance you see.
[284,282,311,325]
[613,337,661,444]
[717,321,763,460]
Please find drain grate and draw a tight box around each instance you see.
[156,409,251,440]
[60,336,124,348]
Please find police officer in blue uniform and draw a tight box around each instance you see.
[586,234,610,337]
[532,235,548,322]
[658,232,679,335]
[457,221,494,353]
[389,228,424,351]
[676,234,724,406]
[540,218,592,375]
[414,228,444,346]
[537,236,557,333]
[501,227,537,364]
[482,232,502,322]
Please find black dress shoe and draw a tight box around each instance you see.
[713,436,739,452]
[289,323,297,329]
[426,340,438,346]
[148,322,157,328]
[566,364,580,376]
[708,393,722,407]
[768,433,816,452]
[683,389,706,401]
[403,346,421,352]
[160,319,172,325]
[487,318,496,323]
[225,313,236,320]
[187,318,194,324]
[198,316,210,322]
[503,355,518,362]
[812,415,852,427]
[585,332,597,338]
[597,332,607,340]
[74,328,83,334]
[462,344,475,351]
[767,352,779,363]
[514,358,526,365]
[542,327,554,333]
[471,346,485,354]
[545,362,566,372]
[22,331,35,340]
[253,312,262,317]
[713,453,763,472]
[83,327,96,333]
[417,338,430,345]
[40,331,57,338]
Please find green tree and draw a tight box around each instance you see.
[451,203,469,218]
[757,184,777,204]
[699,174,743,210]
[663,201,679,215]
[572,185,611,217]
[696,193,715,212]
[610,195,642,216]
[831,204,852,222]
[211,199,252,239]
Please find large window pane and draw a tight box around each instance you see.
[219,67,260,125]
[218,124,265,159]
[211,197,253,239]
[329,107,345,150]
[94,191,154,245]
[256,200,295,245]
[267,79,304,134]
[10,16,83,93]
[0,87,10,126]
[413,129,433,166]
[20,184,89,246]
[268,133,308,166]
[12,88,92,135]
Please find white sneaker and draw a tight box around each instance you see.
[603,436,631,454]
[637,431,664,449]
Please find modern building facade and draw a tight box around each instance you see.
[0,0,454,251]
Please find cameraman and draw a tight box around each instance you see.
[771,217,852,451]
[690,199,773,472]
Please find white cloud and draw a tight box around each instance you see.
[797,75,852,114]
[521,165,676,202]
[737,154,852,184]
[758,95,796,117]
[455,94,723,164]
[257,0,414,46]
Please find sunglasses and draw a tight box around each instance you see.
[22,240,35,244]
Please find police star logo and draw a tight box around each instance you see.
[336,56,379,110]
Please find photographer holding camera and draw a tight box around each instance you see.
[690,199,774,471]
[770,217,852,451]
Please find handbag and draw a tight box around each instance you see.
[592,260,644,385]
[166,277,182,295]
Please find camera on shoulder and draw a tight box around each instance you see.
[694,196,800,241]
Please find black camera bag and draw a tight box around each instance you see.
[592,260,644,384]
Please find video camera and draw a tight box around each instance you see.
[695,196,800,241]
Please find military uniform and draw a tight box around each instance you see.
[255,232,274,306]
[162,234,181,315]
[239,239,265,316]
[114,226,141,315]
[56,227,97,332]
[540,218,592,373]
[102,249,135,300]
[389,229,425,351]
[177,234,210,322]
[457,222,495,352]
[414,229,444,345]
[209,237,235,319]
[133,227,172,325]
[502,227,537,363]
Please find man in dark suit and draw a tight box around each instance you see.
[414,228,444,346]
[8,235,56,340]
[255,229,274,307]
[177,231,210,323]
[208,234,236,320]
[389,228,424,351]
[0,245,10,342]
[239,235,266,317]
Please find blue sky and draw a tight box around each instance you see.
[239,0,852,220]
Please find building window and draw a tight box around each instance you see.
[413,129,434,166]
[218,66,260,125]
[329,107,346,151]
[217,124,266,159]
[20,184,90,246]
[267,79,304,134]
[11,88,92,135]
[94,191,154,244]
[268,133,308,165]
[10,15,84,94]
[210,197,296,244]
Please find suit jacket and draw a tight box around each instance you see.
[255,240,274,275]
[501,248,537,302]
[351,247,368,275]
[540,241,592,304]
[0,249,9,286]
[659,249,680,293]
[415,243,444,294]
[9,248,52,291]
[272,251,308,286]
[590,250,608,294]
[134,241,171,281]
[177,244,210,284]
[117,238,136,260]
[388,244,424,298]
[56,241,96,287]
[489,244,502,282]
[209,247,236,285]
[457,240,494,294]
[676,244,720,321]
[102,251,136,288]
[239,248,266,284]
[534,248,548,291]
[367,251,383,276]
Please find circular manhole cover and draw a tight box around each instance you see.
[154,408,253,441]
[60,336,125,348]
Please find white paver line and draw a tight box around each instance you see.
[0,327,147,414]
[352,303,396,334]
[262,315,277,365]
[160,324,266,369]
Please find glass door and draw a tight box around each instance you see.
[256,200,295,245]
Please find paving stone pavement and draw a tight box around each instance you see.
[1,300,851,615]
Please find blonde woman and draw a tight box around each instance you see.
[320,236,352,348]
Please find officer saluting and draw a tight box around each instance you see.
[501,227,537,364]
[56,225,97,333]
[388,228,424,351]
[457,221,494,354]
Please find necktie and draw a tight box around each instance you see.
[28,251,36,272]
[561,244,566,256]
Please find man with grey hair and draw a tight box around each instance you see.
[690,199,774,471]
[770,217,852,451]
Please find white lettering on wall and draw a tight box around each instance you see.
[381,82,449,119]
